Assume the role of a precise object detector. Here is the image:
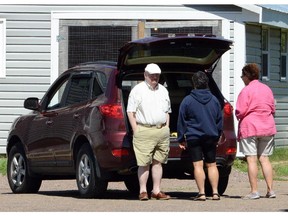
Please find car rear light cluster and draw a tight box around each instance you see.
[99,104,124,119]
[223,102,233,117]
[226,147,237,155]
[112,149,129,157]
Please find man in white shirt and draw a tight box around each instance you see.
[127,63,171,201]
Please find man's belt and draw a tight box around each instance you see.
[137,123,166,129]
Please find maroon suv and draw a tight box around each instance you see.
[6,35,237,198]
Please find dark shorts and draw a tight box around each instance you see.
[187,137,218,163]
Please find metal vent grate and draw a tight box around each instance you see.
[68,26,132,68]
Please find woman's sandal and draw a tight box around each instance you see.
[212,193,221,200]
[193,193,206,201]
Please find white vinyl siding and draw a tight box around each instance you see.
[0,7,52,152]
[0,19,6,78]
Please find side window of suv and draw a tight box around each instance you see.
[92,77,103,98]
[65,76,91,106]
[92,72,106,98]
[46,76,69,110]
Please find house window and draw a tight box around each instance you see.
[261,28,269,79]
[0,19,6,78]
[281,31,287,81]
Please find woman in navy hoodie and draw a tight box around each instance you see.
[177,71,223,201]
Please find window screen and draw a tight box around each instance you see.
[68,26,132,68]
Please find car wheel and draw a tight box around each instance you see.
[7,145,42,193]
[124,172,153,194]
[217,175,229,195]
[205,173,230,196]
[76,144,108,198]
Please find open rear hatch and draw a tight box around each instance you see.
[116,34,233,126]
[117,34,233,81]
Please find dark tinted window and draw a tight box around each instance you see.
[95,72,107,91]
[92,77,103,98]
[262,54,268,77]
[281,56,287,78]
[128,43,215,60]
[65,77,91,106]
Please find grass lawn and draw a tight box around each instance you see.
[232,147,288,181]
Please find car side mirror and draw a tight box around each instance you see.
[24,97,40,110]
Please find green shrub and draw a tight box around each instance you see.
[0,157,7,176]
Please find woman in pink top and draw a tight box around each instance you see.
[236,63,277,200]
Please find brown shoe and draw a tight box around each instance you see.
[151,191,171,200]
[139,192,149,201]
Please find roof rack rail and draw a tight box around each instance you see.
[153,33,217,38]
[75,61,117,67]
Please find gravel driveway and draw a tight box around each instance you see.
[0,168,287,212]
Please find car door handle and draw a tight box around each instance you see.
[73,113,81,119]
[46,120,53,126]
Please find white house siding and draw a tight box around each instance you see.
[228,21,234,105]
[0,5,53,153]
[246,23,288,147]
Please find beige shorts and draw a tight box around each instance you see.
[239,136,275,156]
[133,125,170,166]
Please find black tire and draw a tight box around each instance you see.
[217,175,229,195]
[76,144,108,198]
[7,145,42,193]
[124,172,153,194]
[205,173,230,196]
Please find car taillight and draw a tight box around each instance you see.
[99,104,124,119]
[226,147,237,155]
[223,102,233,117]
[112,149,129,157]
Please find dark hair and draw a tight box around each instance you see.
[242,63,260,80]
[192,71,209,89]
